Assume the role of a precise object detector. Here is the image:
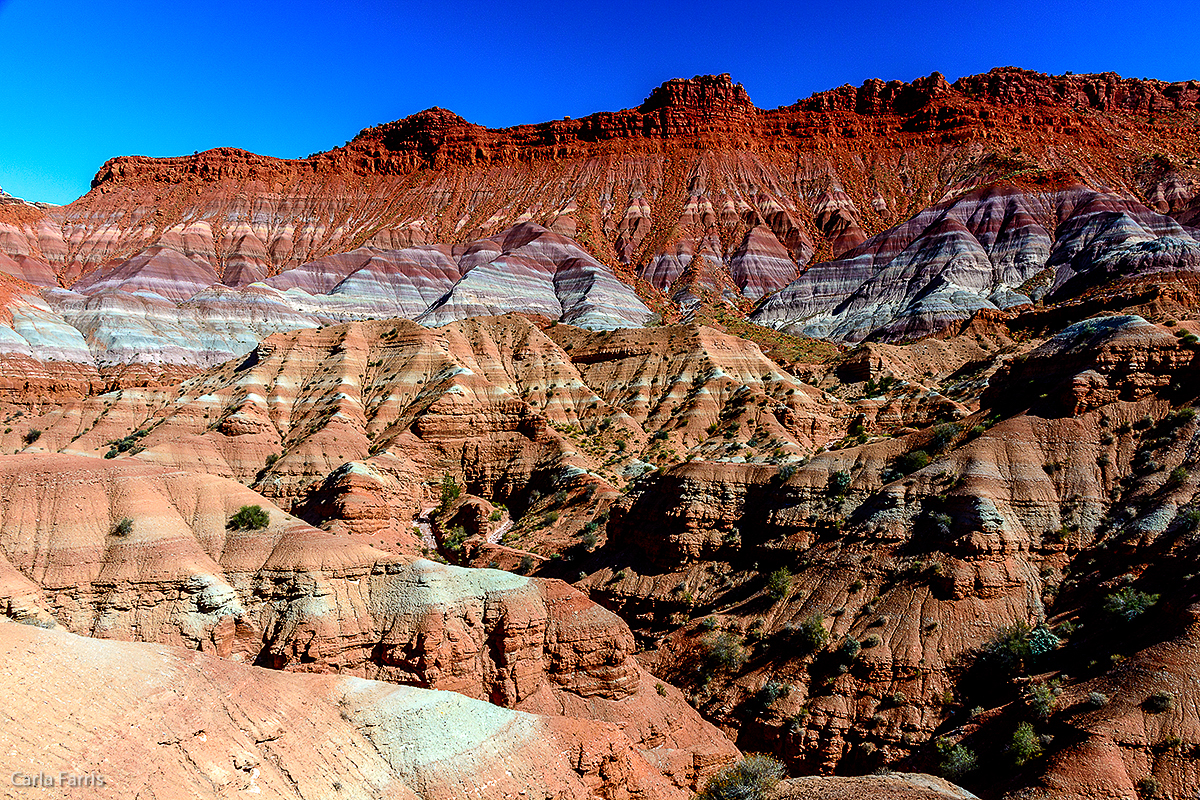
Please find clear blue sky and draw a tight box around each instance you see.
[2,0,1198,205]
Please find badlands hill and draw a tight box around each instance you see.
[3,67,1200,800]
[0,68,1197,382]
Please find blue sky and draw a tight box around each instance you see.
[2,0,1199,205]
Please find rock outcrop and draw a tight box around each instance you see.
[0,453,739,791]
[751,184,1200,343]
[572,315,1200,797]
[0,620,693,799]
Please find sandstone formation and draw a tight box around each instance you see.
[752,184,1200,343]
[0,453,739,792]
[6,66,1200,800]
[0,620,693,799]
[567,314,1200,798]
[0,69,1197,376]
[7,317,859,548]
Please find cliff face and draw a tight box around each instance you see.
[0,69,1196,373]
[2,69,1196,287]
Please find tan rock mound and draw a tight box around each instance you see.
[0,620,686,799]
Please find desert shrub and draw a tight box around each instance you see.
[782,709,811,734]
[112,517,133,537]
[1167,466,1190,488]
[764,568,793,601]
[22,428,41,445]
[438,474,461,510]
[793,614,828,653]
[893,449,931,476]
[861,634,882,648]
[978,622,1033,676]
[928,511,954,538]
[1178,506,1200,531]
[489,509,502,522]
[827,470,851,496]
[1103,586,1159,622]
[745,680,790,719]
[1024,683,1057,718]
[936,738,978,781]
[264,452,279,468]
[699,631,745,674]
[655,682,667,697]
[696,754,785,800]
[837,636,861,663]
[1144,690,1174,713]
[1009,721,1043,766]
[1086,691,1110,708]
[697,616,719,632]
[930,423,961,453]
[848,579,865,593]
[1027,625,1061,656]
[228,504,269,530]
[517,555,535,574]
[442,525,469,553]
[579,531,598,550]
[976,623,1057,682]
[1137,776,1161,797]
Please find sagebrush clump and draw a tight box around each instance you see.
[696,754,785,800]
[228,504,270,530]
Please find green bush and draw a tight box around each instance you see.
[793,614,829,654]
[978,622,1036,676]
[696,754,785,800]
[1024,683,1057,718]
[112,517,134,537]
[930,423,961,453]
[827,470,852,495]
[744,680,790,719]
[936,738,978,781]
[438,474,461,510]
[764,568,793,601]
[699,631,745,674]
[22,429,41,445]
[893,449,931,476]
[517,555,535,574]
[228,504,270,530]
[1086,691,1110,708]
[1103,586,1159,622]
[1009,721,1043,767]
[1167,466,1190,488]
[442,525,469,553]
